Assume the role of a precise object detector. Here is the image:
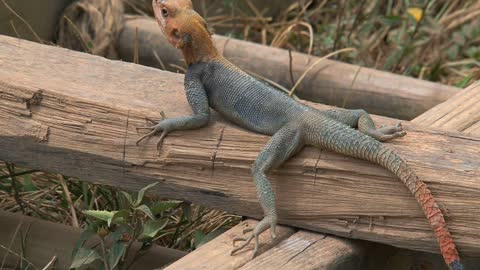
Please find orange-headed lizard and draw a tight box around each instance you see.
[138,1,464,269]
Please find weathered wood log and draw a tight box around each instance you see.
[117,17,458,120]
[164,220,365,270]
[0,211,186,269]
[163,81,480,270]
[0,35,479,256]
[164,220,296,270]
[413,81,480,134]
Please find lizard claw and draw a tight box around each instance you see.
[136,112,168,146]
[231,233,258,258]
[136,121,169,151]
[230,217,276,258]
[135,124,163,145]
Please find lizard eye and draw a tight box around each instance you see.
[161,8,169,17]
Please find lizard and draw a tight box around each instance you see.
[138,1,464,269]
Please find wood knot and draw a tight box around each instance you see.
[25,89,44,110]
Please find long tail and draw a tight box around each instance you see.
[306,118,463,270]
[377,146,462,270]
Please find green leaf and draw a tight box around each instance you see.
[426,61,443,82]
[109,225,132,242]
[181,202,192,223]
[135,205,155,220]
[455,75,473,88]
[22,174,37,191]
[72,228,96,258]
[193,228,227,249]
[193,230,206,248]
[69,247,101,269]
[111,210,129,226]
[452,31,466,46]
[465,46,480,59]
[151,200,182,215]
[134,182,158,206]
[321,36,334,49]
[141,219,169,239]
[447,45,460,60]
[120,191,133,205]
[83,210,128,227]
[83,210,114,223]
[384,48,403,70]
[381,15,402,26]
[107,242,127,270]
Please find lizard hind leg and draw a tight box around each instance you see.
[324,109,406,142]
[230,124,304,258]
[357,111,406,142]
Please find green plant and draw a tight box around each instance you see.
[70,183,182,270]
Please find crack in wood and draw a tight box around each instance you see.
[122,109,131,174]
[312,150,322,187]
[281,236,322,267]
[25,89,43,113]
[211,125,226,175]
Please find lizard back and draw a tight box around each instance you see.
[190,57,308,135]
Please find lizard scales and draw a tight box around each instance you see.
[140,1,464,269]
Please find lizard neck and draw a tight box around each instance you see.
[180,26,218,66]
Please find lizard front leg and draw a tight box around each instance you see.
[136,71,210,149]
[231,124,304,258]
[324,108,406,142]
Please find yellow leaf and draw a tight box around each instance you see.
[407,7,423,22]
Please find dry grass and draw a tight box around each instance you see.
[57,0,480,86]
[198,0,480,86]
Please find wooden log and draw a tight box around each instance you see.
[0,35,479,256]
[413,81,480,134]
[164,80,480,270]
[164,220,364,270]
[239,231,364,270]
[0,211,186,269]
[117,17,458,120]
[164,220,295,270]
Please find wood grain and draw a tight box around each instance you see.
[118,17,458,120]
[413,81,480,134]
[239,230,363,270]
[0,35,479,255]
[164,220,295,270]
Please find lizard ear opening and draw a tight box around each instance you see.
[182,33,193,47]
[170,29,193,49]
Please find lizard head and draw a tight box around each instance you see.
[152,0,217,65]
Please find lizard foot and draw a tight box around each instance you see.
[378,122,404,134]
[136,112,171,150]
[371,122,406,142]
[230,217,276,259]
[136,118,170,150]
